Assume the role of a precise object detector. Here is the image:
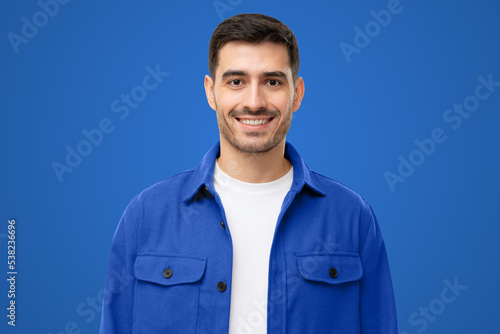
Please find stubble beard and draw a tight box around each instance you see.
[216,101,293,155]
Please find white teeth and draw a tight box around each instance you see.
[239,119,270,126]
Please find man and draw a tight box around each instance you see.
[100,13,398,333]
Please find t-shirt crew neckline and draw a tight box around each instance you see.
[214,160,293,194]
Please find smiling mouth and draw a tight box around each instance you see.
[236,117,273,126]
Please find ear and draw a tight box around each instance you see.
[292,76,305,112]
[204,75,217,111]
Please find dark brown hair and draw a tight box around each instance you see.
[208,13,299,82]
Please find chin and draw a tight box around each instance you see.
[232,138,283,155]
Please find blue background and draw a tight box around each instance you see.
[1,0,499,333]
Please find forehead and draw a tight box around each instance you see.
[217,41,291,76]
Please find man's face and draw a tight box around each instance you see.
[205,41,304,154]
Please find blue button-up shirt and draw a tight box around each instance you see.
[99,141,398,333]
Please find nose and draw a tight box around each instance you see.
[242,82,267,112]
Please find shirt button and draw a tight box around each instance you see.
[329,268,338,279]
[220,220,226,230]
[217,281,227,292]
[163,268,173,279]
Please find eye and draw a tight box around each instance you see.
[229,79,242,86]
[267,79,281,86]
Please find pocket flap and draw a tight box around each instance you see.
[297,252,363,284]
[134,253,207,286]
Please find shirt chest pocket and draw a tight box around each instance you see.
[133,253,207,334]
[296,252,363,334]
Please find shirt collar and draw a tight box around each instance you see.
[183,141,326,203]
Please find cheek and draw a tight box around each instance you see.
[216,91,241,111]
[271,93,293,112]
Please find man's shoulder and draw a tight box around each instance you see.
[128,168,197,208]
[309,169,370,208]
[308,170,377,230]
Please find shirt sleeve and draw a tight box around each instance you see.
[359,201,399,333]
[99,196,140,334]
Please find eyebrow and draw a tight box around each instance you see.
[221,70,288,80]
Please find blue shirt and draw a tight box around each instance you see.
[99,141,399,333]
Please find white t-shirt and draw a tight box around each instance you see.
[214,161,293,334]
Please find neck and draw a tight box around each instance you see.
[217,138,292,183]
